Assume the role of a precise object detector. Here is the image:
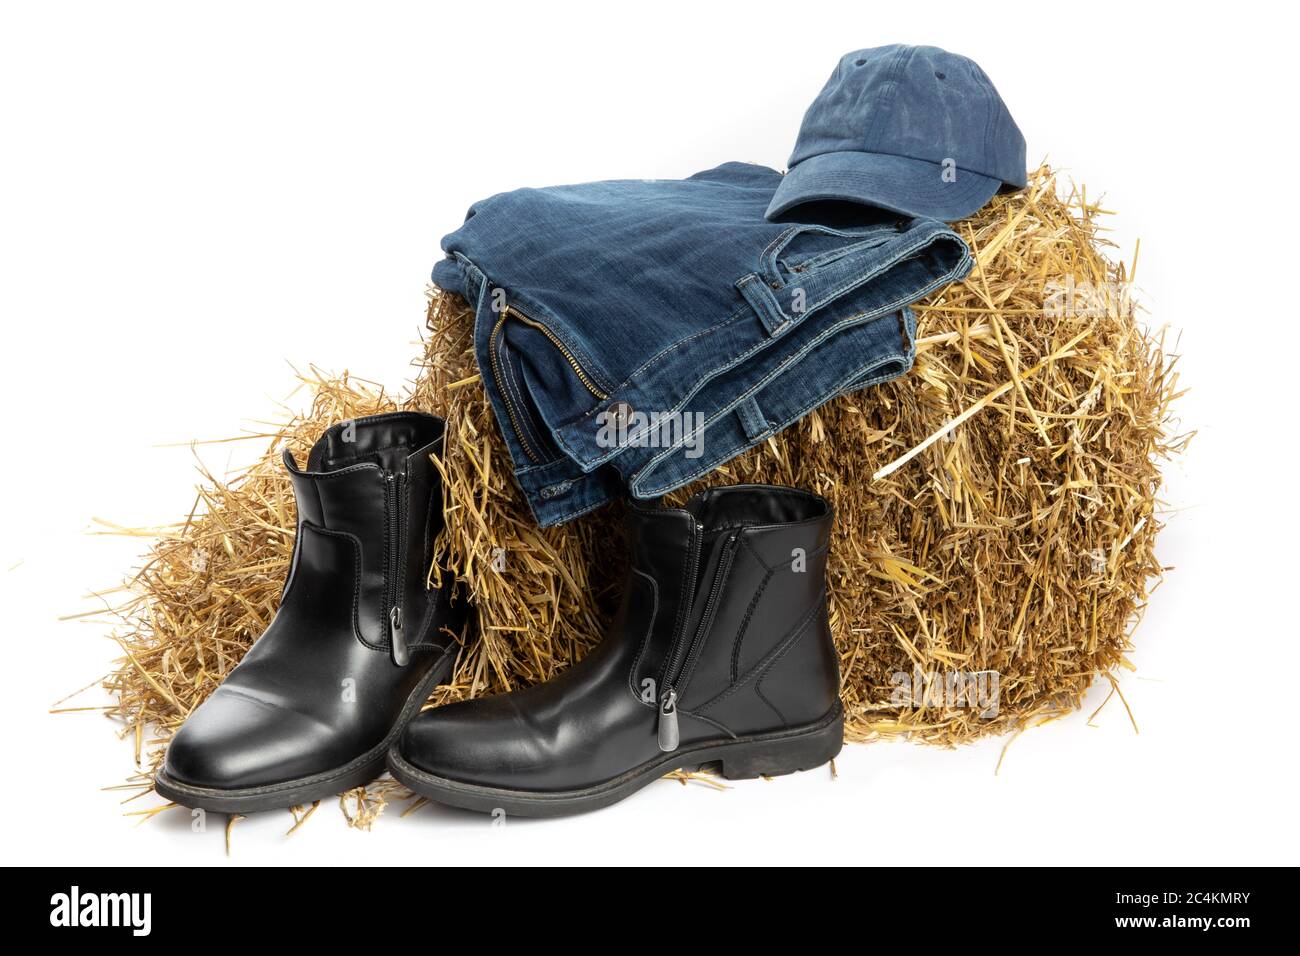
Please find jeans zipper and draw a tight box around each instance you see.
[506,305,608,400]
[657,529,740,752]
[489,311,542,464]
[385,470,409,666]
[488,301,610,465]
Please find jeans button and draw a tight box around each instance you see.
[610,401,634,425]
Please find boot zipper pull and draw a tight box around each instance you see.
[389,605,409,666]
[658,686,679,753]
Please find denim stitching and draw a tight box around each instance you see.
[498,342,553,464]
[862,46,909,151]
[786,228,896,272]
[629,306,927,496]
[626,258,947,481]
[551,339,757,466]
[632,344,908,498]
[574,302,756,421]
[759,225,803,281]
[463,252,752,415]
[509,293,616,396]
[634,346,903,495]
[761,222,896,279]
[557,237,969,469]
[534,492,612,525]
[801,230,969,317]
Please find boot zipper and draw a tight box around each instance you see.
[385,470,410,666]
[657,529,740,752]
[657,687,679,752]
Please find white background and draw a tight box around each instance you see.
[2,0,1295,866]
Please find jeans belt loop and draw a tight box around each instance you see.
[736,395,769,441]
[737,273,791,337]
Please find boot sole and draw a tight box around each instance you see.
[152,648,458,814]
[387,701,844,819]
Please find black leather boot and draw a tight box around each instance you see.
[154,412,468,812]
[389,484,843,817]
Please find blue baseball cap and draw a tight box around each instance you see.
[767,45,1027,222]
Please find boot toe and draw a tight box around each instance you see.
[398,697,543,788]
[163,685,342,791]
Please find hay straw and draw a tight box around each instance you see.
[90,166,1187,826]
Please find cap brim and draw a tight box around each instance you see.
[765,150,1002,223]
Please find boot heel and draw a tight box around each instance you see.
[717,708,844,780]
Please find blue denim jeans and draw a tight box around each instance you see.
[432,163,971,525]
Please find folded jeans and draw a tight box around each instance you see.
[432,162,972,525]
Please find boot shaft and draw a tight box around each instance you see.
[283,412,460,663]
[624,485,838,744]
